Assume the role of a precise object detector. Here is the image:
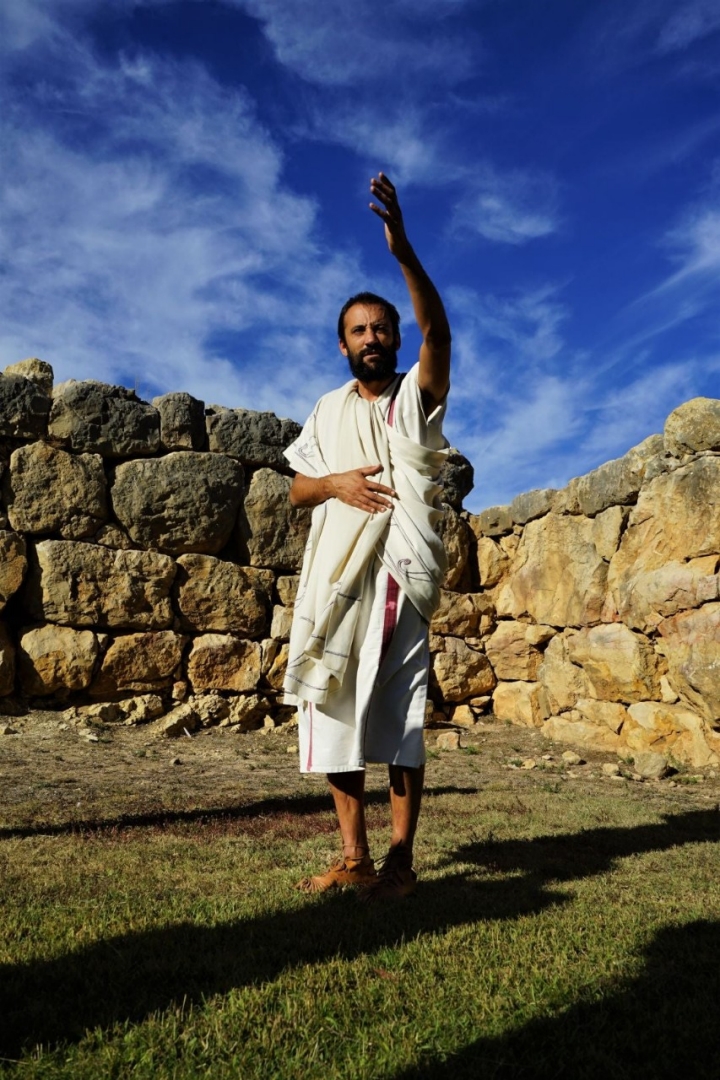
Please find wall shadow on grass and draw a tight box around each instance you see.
[0,808,717,1060]
[393,918,720,1080]
[0,785,481,840]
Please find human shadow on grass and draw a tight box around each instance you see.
[392,918,720,1080]
[0,785,480,840]
[0,808,717,1059]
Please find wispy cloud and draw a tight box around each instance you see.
[451,166,560,245]
[656,0,720,54]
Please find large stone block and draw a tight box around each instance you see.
[496,507,624,627]
[27,540,176,629]
[92,631,185,694]
[432,637,496,701]
[472,533,511,589]
[0,530,27,611]
[568,434,665,517]
[18,624,98,695]
[438,505,472,590]
[574,697,628,734]
[0,623,15,696]
[3,358,53,396]
[605,557,718,632]
[238,468,311,571]
[186,634,262,692]
[175,554,273,636]
[152,392,206,451]
[0,375,51,438]
[206,407,301,472]
[510,488,556,525]
[485,620,545,681]
[542,715,622,752]
[624,701,720,768]
[430,590,495,637]
[438,451,474,510]
[473,505,513,537]
[4,443,107,539]
[112,452,244,555]
[606,458,720,626]
[664,397,720,457]
[492,681,546,726]
[538,633,593,714]
[564,624,662,704]
[656,603,720,723]
[49,381,159,456]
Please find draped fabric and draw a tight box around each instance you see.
[283,369,448,708]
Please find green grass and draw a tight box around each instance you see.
[1,785,719,1078]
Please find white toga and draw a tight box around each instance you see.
[283,362,448,774]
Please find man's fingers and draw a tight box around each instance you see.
[359,464,383,476]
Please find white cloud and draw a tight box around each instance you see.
[228,0,477,87]
[451,167,560,245]
[656,1,720,54]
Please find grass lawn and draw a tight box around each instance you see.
[1,732,719,1079]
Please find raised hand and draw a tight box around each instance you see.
[369,173,411,260]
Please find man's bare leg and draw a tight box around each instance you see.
[327,770,369,858]
[297,770,375,892]
[388,764,424,863]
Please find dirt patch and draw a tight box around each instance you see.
[1,707,719,834]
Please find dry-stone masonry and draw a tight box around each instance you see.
[0,359,719,770]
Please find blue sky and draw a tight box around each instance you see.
[1,0,719,512]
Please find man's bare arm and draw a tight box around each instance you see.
[290,465,397,513]
[369,172,451,410]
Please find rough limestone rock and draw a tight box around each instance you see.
[538,633,596,714]
[492,681,546,726]
[238,468,311,571]
[175,554,272,636]
[450,704,477,728]
[605,557,718,632]
[157,702,200,738]
[120,694,165,725]
[432,637,496,701]
[261,639,289,691]
[112,452,244,555]
[0,623,16,696]
[438,451,474,510]
[656,603,720,723]
[226,693,271,731]
[664,397,720,457]
[3,358,54,396]
[92,631,185,695]
[436,730,460,750]
[631,750,669,780]
[206,407,301,472]
[0,374,51,438]
[186,634,262,692]
[28,540,176,629]
[18,625,99,695]
[510,488,556,525]
[430,590,495,637]
[439,505,471,590]
[567,435,666,517]
[496,507,624,627]
[187,692,231,727]
[4,443,107,539]
[485,620,545,681]
[49,381,159,456]
[624,700,720,768]
[0,530,27,611]
[472,532,511,589]
[565,624,662,704]
[276,575,299,606]
[574,697,628,734]
[152,392,206,451]
[542,715,622,752]
[605,458,720,626]
[270,605,293,641]
[474,505,513,537]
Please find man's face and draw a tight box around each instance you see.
[339,303,400,383]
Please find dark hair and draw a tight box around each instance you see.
[337,292,401,345]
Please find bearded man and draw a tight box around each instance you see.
[283,172,451,900]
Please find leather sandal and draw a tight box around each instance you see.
[296,854,377,893]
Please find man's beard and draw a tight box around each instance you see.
[347,342,398,383]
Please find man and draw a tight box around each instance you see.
[283,172,451,900]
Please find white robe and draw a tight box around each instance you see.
[283,363,448,773]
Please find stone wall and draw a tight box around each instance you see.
[0,357,718,766]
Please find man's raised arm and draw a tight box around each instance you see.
[369,173,451,411]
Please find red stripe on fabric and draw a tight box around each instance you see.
[380,574,400,667]
[307,702,313,771]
